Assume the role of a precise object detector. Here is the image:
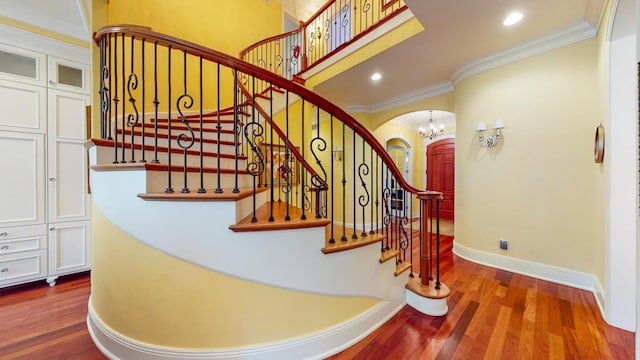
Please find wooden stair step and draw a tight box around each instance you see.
[92,138,246,160]
[394,262,412,276]
[138,122,237,134]
[229,201,330,232]
[138,186,268,201]
[115,128,238,146]
[322,224,385,254]
[379,249,399,263]
[90,162,250,175]
[405,275,451,299]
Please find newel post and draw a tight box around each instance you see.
[405,190,450,317]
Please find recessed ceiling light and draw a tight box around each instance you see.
[503,12,523,26]
[371,73,382,81]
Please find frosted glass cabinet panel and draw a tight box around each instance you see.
[47,56,90,94]
[0,44,46,86]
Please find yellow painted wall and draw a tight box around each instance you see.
[454,36,604,277]
[91,205,379,348]
[91,0,285,135]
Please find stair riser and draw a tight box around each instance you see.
[145,170,254,193]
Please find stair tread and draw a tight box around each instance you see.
[92,138,246,159]
[115,128,238,146]
[322,224,385,254]
[405,275,451,299]
[394,262,412,276]
[90,162,250,175]
[229,201,330,232]
[379,249,399,263]
[138,186,268,201]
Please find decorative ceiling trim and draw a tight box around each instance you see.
[585,0,608,27]
[451,20,597,85]
[0,23,89,61]
[0,1,90,42]
[344,81,454,114]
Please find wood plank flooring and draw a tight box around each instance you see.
[328,235,635,359]
[0,236,634,359]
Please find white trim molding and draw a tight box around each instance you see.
[87,298,405,360]
[451,21,597,85]
[344,81,454,114]
[453,240,605,317]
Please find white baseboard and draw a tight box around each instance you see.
[453,240,606,318]
[87,297,405,360]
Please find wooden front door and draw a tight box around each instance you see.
[427,138,455,220]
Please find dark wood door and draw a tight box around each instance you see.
[427,138,455,220]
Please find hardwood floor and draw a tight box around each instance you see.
[0,236,634,359]
[0,273,106,359]
[328,235,635,359]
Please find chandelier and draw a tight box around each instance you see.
[419,110,444,139]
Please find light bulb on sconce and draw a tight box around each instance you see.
[476,120,505,148]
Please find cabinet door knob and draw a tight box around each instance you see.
[50,227,56,231]
[0,268,8,273]
[0,232,7,237]
[49,177,56,182]
[0,245,8,251]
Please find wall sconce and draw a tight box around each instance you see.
[475,120,505,148]
[333,146,343,161]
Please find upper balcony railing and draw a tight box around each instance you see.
[240,0,407,80]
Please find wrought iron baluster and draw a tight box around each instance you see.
[284,90,291,221]
[107,34,113,141]
[112,33,119,163]
[215,63,222,193]
[352,129,357,239]
[268,84,274,221]
[165,45,174,193]
[310,105,327,219]
[127,36,139,163]
[140,38,146,162]
[329,115,335,244]
[358,137,370,237]
[152,42,160,164]
[300,99,307,220]
[435,199,441,289]
[121,33,126,163]
[409,192,414,277]
[232,69,239,193]
[196,57,204,193]
[341,120,347,242]
[246,76,266,222]
[177,50,194,193]
[369,146,374,235]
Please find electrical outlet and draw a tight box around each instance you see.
[499,239,508,250]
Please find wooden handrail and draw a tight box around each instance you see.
[239,27,304,60]
[94,25,426,196]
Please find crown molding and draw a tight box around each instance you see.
[451,20,597,85]
[0,23,89,61]
[0,1,90,42]
[344,81,454,114]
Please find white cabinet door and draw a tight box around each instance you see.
[0,131,45,227]
[48,89,91,223]
[0,79,46,133]
[47,56,90,95]
[48,221,91,277]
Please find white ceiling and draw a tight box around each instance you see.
[311,0,607,112]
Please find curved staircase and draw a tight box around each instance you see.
[88,23,449,359]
